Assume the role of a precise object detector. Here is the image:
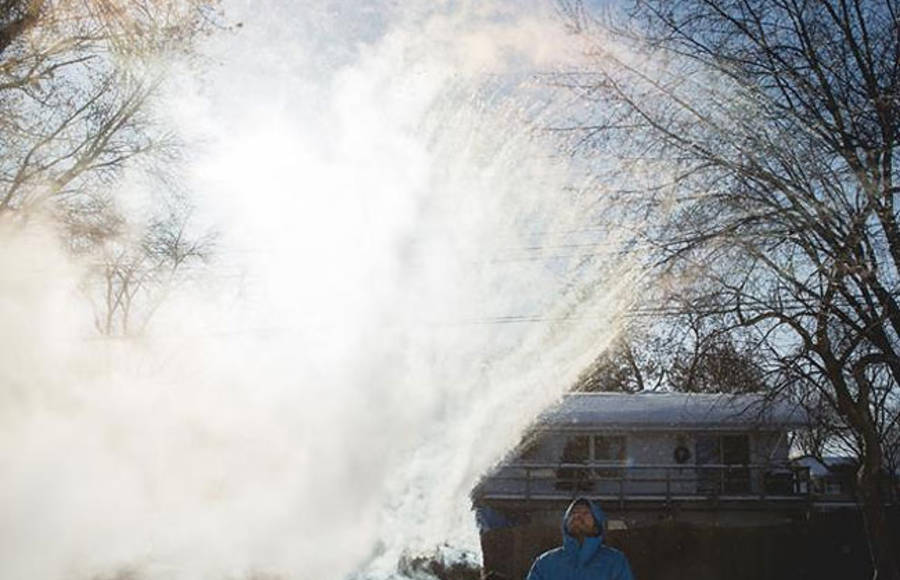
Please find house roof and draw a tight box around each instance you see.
[536,392,808,431]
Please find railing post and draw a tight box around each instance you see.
[525,466,532,503]
[666,466,671,502]
[802,466,811,500]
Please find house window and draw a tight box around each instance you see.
[825,480,844,495]
[594,435,626,478]
[555,434,627,489]
[561,435,591,462]
[721,434,751,493]
[556,435,592,491]
[696,433,751,494]
[517,435,543,462]
[722,434,750,464]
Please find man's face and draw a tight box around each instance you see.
[566,503,597,538]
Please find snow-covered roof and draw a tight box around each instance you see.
[536,392,808,431]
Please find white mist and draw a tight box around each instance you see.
[0,2,639,579]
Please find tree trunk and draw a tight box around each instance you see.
[858,442,900,580]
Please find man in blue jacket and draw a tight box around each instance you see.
[526,497,634,580]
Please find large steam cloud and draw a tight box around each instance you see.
[0,2,638,579]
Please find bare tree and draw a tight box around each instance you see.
[79,191,216,335]
[668,326,768,394]
[575,315,767,394]
[0,1,219,212]
[1,1,223,334]
[576,331,665,393]
[552,1,900,577]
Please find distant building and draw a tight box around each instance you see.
[793,455,858,499]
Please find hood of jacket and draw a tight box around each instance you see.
[561,497,607,565]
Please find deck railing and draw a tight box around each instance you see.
[476,462,813,503]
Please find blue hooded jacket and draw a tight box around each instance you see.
[526,498,634,580]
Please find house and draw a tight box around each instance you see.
[794,455,900,506]
[474,392,809,506]
[472,392,820,580]
[793,455,858,499]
